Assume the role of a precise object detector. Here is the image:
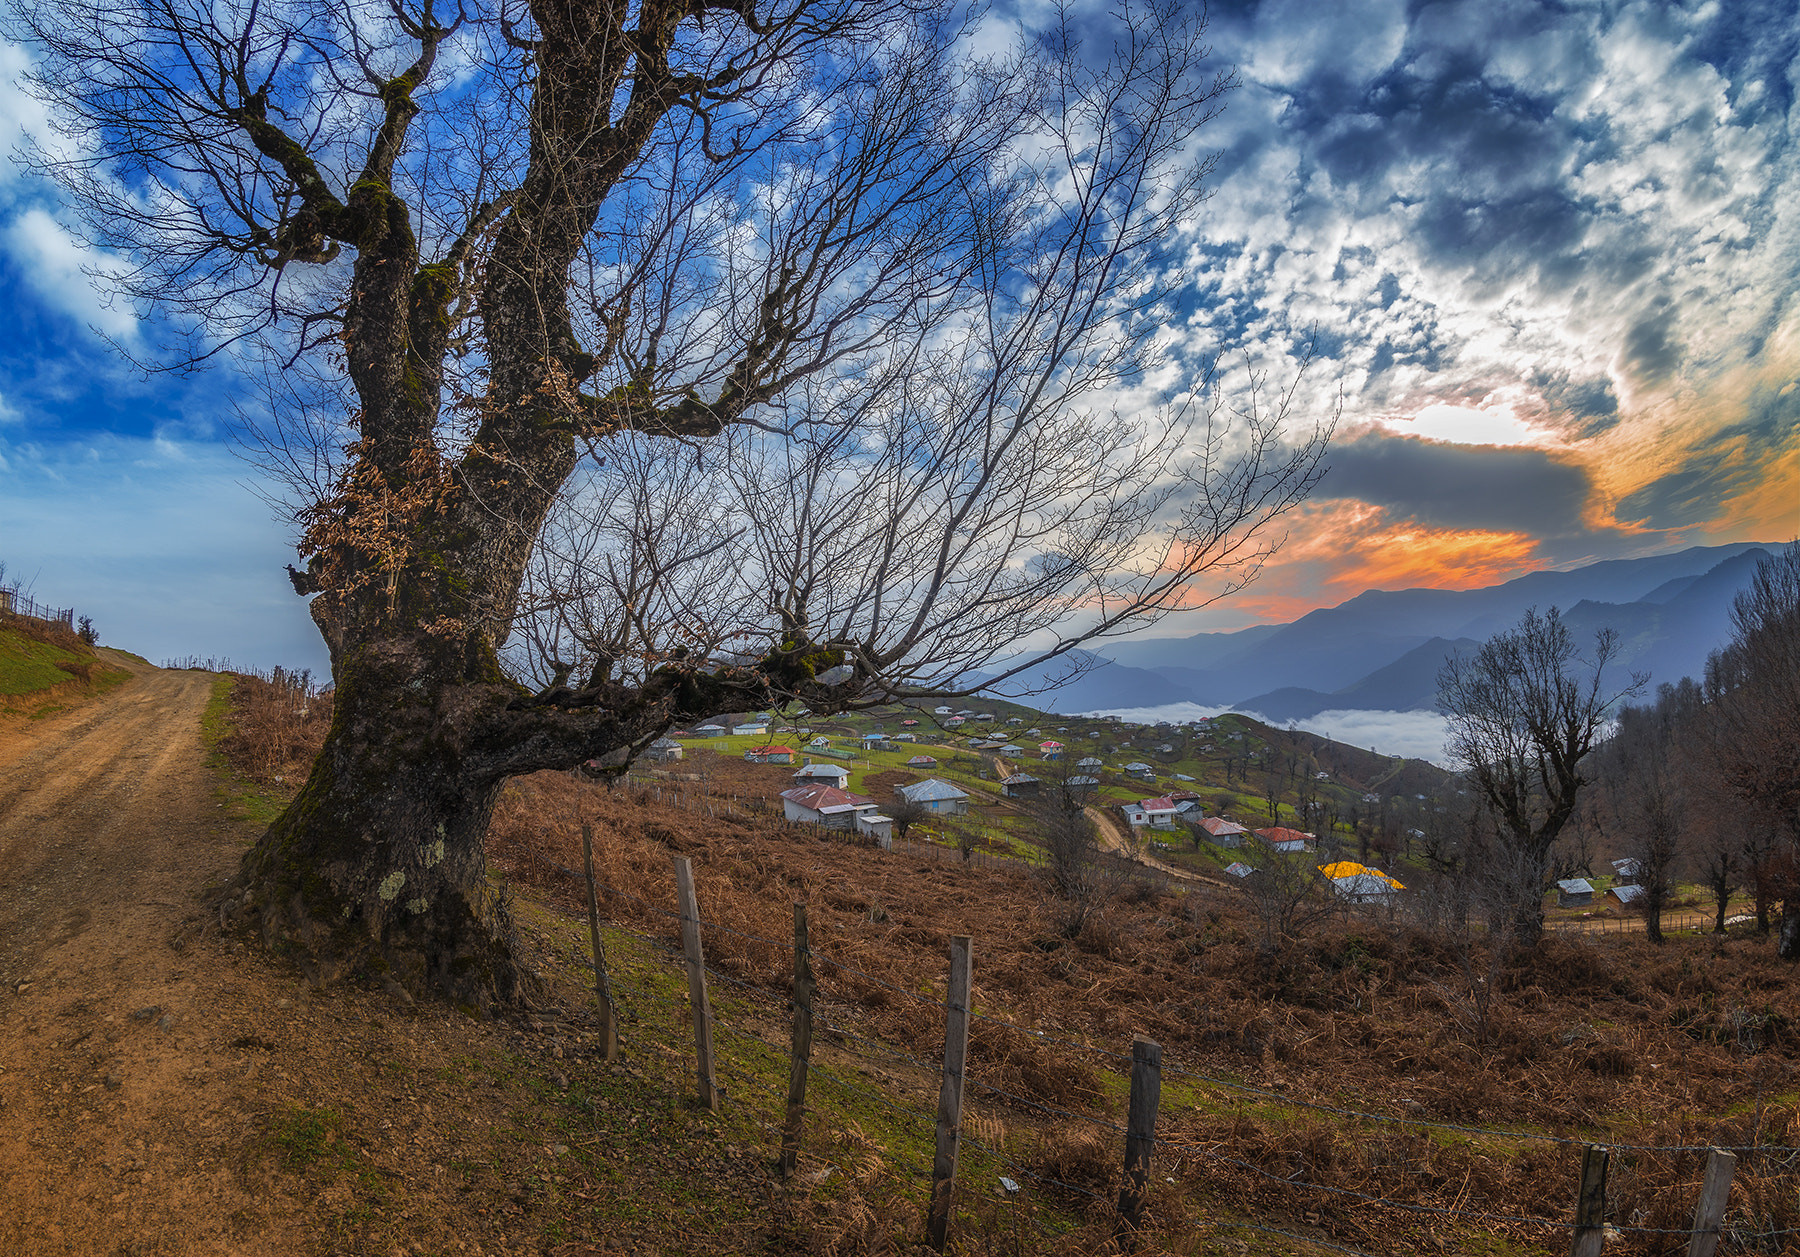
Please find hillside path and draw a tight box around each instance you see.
[0,655,309,1254]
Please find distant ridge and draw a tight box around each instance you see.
[1084,542,1777,714]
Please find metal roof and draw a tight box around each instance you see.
[895,778,970,803]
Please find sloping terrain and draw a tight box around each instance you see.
[1,659,1796,1256]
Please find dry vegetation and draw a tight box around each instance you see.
[480,764,1800,1255]
[208,688,1798,1252]
[215,665,332,785]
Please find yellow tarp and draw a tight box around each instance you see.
[1318,861,1405,890]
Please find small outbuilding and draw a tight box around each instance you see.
[1557,878,1596,908]
[1608,883,1647,907]
[856,812,895,847]
[1611,858,1641,885]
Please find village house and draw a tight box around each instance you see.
[1000,744,1025,759]
[1120,802,1148,827]
[1611,858,1641,884]
[1066,775,1099,797]
[1609,883,1646,907]
[695,723,727,735]
[792,762,851,789]
[1137,796,1179,829]
[745,745,794,764]
[1124,761,1156,781]
[733,721,769,736]
[1224,861,1256,879]
[779,783,881,830]
[1001,774,1040,798]
[861,731,888,749]
[934,705,953,715]
[638,736,684,763]
[1330,873,1400,904]
[1256,826,1315,853]
[1076,756,1103,771]
[905,754,939,768]
[1197,817,1250,848]
[895,778,971,815]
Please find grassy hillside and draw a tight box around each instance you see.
[0,619,131,714]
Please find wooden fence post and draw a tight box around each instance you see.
[780,902,815,1178]
[671,855,719,1112]
[1115,1035,1163,1249]
[927,935,973,1252]
[1685,1147,1737,1257]
[579,825,619,1062]
[1570,1143,1610,1257]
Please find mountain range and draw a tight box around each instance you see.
[987,542,1781,719]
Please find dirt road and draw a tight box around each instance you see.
[0,656,325,1253]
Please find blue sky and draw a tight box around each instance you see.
[1,0,1796,673]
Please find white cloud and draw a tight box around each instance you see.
[0,41,56,185]
[1071,699,1453,764]
[3,208,138,340]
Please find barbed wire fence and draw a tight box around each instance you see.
[513,830,1800,1256]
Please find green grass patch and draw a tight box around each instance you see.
[199,673,292,828]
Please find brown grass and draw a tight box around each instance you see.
[485,761,1800,1254]
[219,666,331,785]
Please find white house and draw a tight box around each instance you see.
[1256,827,1315,853]
[734,722,769,736]
[934,706,953,715]
[895,778,970,815]
[1120,803,1149,827]
[1330,873,1399,904]
[1000,744,1025,759]
[1138,796,1179,829]
[780,783,880,830]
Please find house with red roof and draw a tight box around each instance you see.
[745,745,795,764]
[1255,826,1315,853]
[780,784,881,830]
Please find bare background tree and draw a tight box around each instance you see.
[1699,544,1800,956]
[1437,606,1647,942]
[16,0,1331,1008]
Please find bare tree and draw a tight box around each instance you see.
[885,795,929,844]
[1438,607,1646,942]
[1243,848,1333,958]
[1701,545,1800,957]
[17,0,1330,1007]
[1597,692,1689,944]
